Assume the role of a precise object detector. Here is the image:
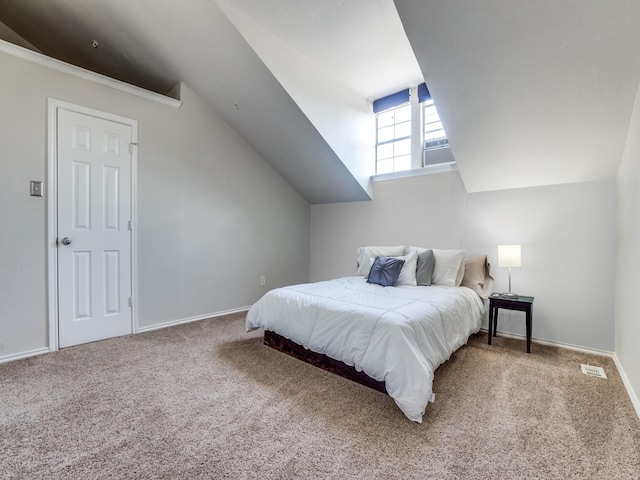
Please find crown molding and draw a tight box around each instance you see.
[0,39,182,108]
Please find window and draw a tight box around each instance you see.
[422,99,453,167]
[422,99,446,143]
[374,84,454,176]
[375,103,412,174]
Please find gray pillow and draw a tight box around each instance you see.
[416,250,435,286]
[367,256,405,287]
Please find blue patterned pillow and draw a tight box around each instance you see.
[366,256,405,287]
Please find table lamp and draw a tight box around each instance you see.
[498,245,521,298]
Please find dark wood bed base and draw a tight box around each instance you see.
[263,330,387,394]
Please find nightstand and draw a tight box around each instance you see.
[488,294,534,353]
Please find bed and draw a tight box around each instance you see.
[246,246,493,423]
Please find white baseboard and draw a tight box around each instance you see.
[613,353,640,420]
[0,308,250,364]
[137,306,250,333]
[0,347,50,365]
[484,329,639,420]
[480,329,613,357]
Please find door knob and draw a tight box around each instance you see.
[61,237,71,246]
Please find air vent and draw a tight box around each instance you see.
[580,364,607,379]
[423,138,449,151]
[423,144,455,166]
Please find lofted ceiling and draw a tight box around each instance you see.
[0,0,422,204]
[395,0,640,193]
[1,1,640,201]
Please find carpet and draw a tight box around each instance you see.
[1,312,639,479]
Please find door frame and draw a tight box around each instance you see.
[47,98,139,351]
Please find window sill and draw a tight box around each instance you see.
[372,162,457,182]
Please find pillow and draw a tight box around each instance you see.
[393,250,418,286]
[461,255,494,299]
[408,247,435,286]
[431,249,465,286]
[366,256,405,287]
[356,245,406,275]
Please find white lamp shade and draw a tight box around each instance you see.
[498,245,521,268]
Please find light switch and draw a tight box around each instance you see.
[30,180,44,197]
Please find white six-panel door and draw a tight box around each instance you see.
[57,108,133,348]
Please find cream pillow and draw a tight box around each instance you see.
[431,249,465,286]
[461,254,494,299]
[393,250,418,286]
[356,245,406,275]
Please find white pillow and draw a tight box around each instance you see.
[431,249,465,286]
[356,245,406,275]
[393,250,418,286]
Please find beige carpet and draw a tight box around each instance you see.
[1,312,639,479]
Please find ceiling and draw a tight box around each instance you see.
[0,0,421,101]
[1,0,640,201]
[395,0,640,193]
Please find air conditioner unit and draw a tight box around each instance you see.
[423,139,454,166]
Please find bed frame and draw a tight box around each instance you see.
[263,330,387,394]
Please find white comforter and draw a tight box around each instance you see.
[246,276,486,423]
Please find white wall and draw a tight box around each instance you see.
[310,171,467,281]
[310,171,616,352]
[615,82,640,414]
[464,180,616,351]
[0,50,310,360]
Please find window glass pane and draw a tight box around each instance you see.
[395,120,411,139]
[377,125,395,143]
[395,138,411,156]
[394,155,411,172]
[394,104,411,123]
[424,120,444,134]
[423,104,437,115]
[377,143,394,160]
[377,159,394,174]
[377,110,395,128]
[424,128,446,141]
[424,111,440,125]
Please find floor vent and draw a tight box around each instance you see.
[581,364,607,379]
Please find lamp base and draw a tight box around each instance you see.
[500,292,518,298]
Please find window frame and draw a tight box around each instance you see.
[374,86,454,176]
[375,102,413,175]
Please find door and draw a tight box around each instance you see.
[57,108,133,348]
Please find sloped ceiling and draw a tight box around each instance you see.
[2,1,640,199]
[395,0,640,193]
[0,0,421,204]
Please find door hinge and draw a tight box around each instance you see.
[128,297,133,308]
[128,220,132,231]
[128,142,138,154]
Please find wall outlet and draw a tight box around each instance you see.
[260,276,266,286]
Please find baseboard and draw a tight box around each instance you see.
[0,309,250,364]
[613,353,640,420]
[483,329,640,419]
[0,347,50,365]
[137,306,250,333]
[480,329,613,357]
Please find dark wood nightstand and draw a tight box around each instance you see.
[488,294,534,353]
